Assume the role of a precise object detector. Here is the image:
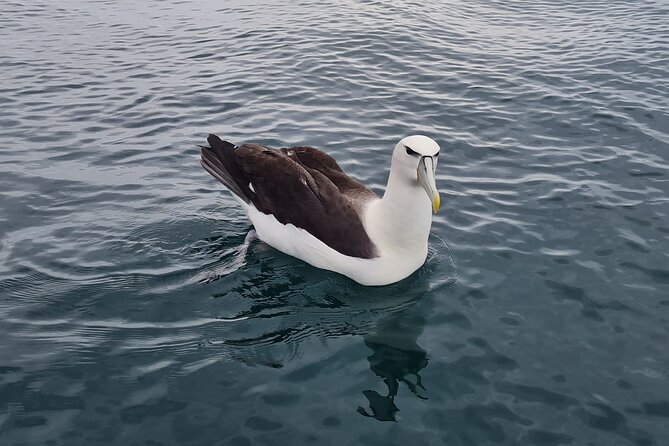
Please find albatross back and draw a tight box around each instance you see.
[200,134,379,259]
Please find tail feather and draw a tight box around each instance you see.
[200,134,252,204]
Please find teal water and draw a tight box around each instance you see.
[1,0,669,444]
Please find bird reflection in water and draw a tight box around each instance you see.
[357,300,429,422]
[202,235,452,422]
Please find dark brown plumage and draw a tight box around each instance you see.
[200,134,379,259]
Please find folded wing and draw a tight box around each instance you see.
[201,134,379,259]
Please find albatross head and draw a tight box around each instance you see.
[392,135,441,213]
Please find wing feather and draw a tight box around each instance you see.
[233,143,378,259]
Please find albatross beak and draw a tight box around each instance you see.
[417,156,440,213]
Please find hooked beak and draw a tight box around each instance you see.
[417,156,440,213]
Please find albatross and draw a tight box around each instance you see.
[200,134,441,286]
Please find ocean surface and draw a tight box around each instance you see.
[1,0,668,444]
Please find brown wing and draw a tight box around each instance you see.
[280,146,378,204]
[232,143,378,259]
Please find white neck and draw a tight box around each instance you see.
[365,166,433,254]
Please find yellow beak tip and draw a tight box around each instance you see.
[432,196,441,213]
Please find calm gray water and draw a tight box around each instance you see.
[1,0,668,444]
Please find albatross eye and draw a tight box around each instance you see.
[405,146,418,156]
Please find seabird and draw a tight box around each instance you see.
[200,134,441,286]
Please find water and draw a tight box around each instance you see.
[1,0,668,444]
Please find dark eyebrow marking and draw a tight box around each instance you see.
[405,145,418,156]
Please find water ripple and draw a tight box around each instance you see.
[1,0,668,443]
